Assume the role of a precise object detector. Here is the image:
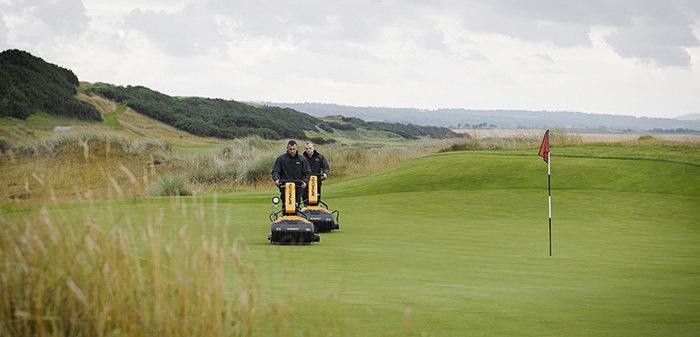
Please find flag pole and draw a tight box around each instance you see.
[538,130,551,256]
[548,147,551,256]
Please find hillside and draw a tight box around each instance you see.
[676,113,700,121]
[1,49,458,141]
[86,84,460,141]
[257,102,700,132]
[0,49,101,121]
[88,83,312,140]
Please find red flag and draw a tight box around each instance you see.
[538,130,549,163]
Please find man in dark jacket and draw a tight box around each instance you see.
[302,141,330,204]
[271,140,311,206]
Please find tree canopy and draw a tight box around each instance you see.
[89,84,314,140]
[0,49,101,121]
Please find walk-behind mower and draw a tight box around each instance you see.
[267,180,320,245]
[301,174,340,232]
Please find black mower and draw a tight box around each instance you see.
[267,180,320,245]
[301,174,340,232]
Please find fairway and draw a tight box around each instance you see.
[226,152,700,336]
[3,150,699,336]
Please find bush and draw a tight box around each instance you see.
[240,155,275,184]
[306,137,336,145]
[318,123,334,133]
[150,174,191,196]
[188,165,237,184]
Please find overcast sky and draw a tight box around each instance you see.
[2,0,699,119]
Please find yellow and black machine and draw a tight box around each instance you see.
[267,180,320,245]
[301,174,340,232]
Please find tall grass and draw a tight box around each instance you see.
[323,142,440,180]
[150,174,191,196]
[1,130,455,203]
[3,129,170,158]
[0,196,278,336]
[171,138,441,192]
[0,130,171,203]
[438,128,581,152]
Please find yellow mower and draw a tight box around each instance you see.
[301,174,340,232]
[267,180,320,245]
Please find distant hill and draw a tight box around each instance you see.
[89,84,313,140]
[256,102,700,132]
[89,84,458,140]
[675,113,700,121]
[0,49,458,140]
[0,49,101,121]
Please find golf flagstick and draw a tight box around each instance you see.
[538,130,551,256]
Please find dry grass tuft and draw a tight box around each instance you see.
[1,130,171,203]
[0,197,282,336]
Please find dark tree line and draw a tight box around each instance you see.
[647,128,699,134]
[90,84,458,140]
[0,49,101,121]
[90,84,315,140]
[1,49,460,140]
[340,117,458,139]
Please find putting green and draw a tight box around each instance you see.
[224,152,699,336]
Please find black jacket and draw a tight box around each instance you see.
[271,151,311,183]
[303,150,330,176]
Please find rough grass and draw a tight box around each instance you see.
[0,130,170,202]
[439,128,582,152]
[0,196,279,336]
[0,130,441,203]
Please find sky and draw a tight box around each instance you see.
[1,0,699,119]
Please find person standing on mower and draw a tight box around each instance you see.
[302,141,330,204]
[271,140,311,206]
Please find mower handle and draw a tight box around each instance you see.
[310,173,326,181]
[276,179,305,187]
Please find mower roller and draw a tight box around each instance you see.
[267,180,320,245]
[301,174,340,232]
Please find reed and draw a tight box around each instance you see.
[1,130,170,203]
[0,195,280,336]
[438,128,582,152]
[2,130,453,203]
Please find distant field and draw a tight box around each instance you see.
[455,129,700,142]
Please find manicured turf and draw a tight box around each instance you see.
[218,151,699,335]
[5,150,699,336]
[229,152,699,336]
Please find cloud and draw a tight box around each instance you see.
[536,53,555,64]
[124,2,227,57]
[454,0,700,68]
[6,0,90,36]
[605,21,699,67]
[116,0,700,70]
[0,13,8,49]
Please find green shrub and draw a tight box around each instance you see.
[240,155,275,184]
[150,174,191,196]
[188,165,237,184]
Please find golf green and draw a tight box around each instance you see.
[223,152,700,336]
